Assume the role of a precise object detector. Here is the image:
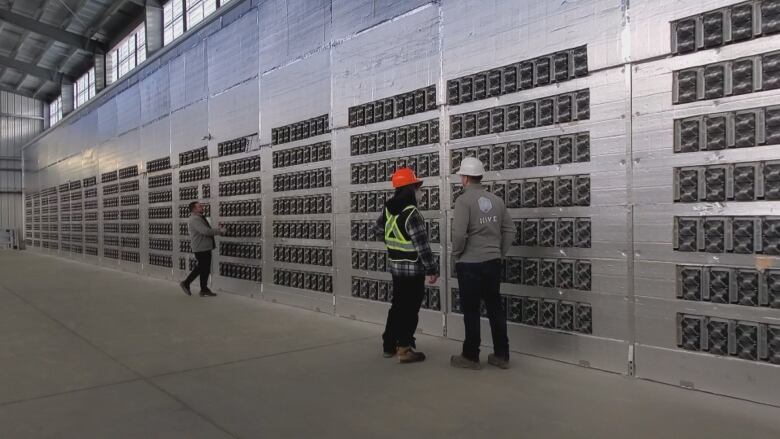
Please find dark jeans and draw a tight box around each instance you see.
[457,259,509,361]
[184,250,212,291]
[382,274,425,351]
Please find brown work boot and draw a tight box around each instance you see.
[397,346,426,363]
[487,354,510,369]
[450,354,482,370]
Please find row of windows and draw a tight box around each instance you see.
[49,0,234,125]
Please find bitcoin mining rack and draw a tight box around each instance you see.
[117,165,142,272]
[335,87,445,336]
[23,191,34,249]
[213,135,263,295]
[65,179,85,257]
[631,0,780,405]
[100,169,121,266]
[58,183,72,254]
[83,176,100,261]
[175,146,211,281]
[444,36,632,372]
[39,187,53,252]
[58,182,75,255]
[144,156,175,279]
[39,186,58,252]
[266,115,334,310]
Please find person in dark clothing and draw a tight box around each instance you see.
[375,168,439,363]
[449,158,515,370]
[180,201,224,297]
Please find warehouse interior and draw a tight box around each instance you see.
[1,0,780,437]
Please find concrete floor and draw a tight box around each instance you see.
[0,252,778,439]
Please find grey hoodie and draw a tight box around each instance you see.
[451,183,515,263]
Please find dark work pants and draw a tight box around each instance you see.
[457,259,509,361]
[382,274,425,351]
[184,250,212,291]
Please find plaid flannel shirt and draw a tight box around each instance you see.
[376,208,439,277]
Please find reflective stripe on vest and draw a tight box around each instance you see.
[384,205,419,262]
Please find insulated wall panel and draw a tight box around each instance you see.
[170,100,209,163]
[258,0,331,73]
[331,2,440,129]
[331,0,431,40]
[169,41,208,111]
[140,117,171,163]
[140,65,171,125]
[115,85,141,136]
[441,0,625,80]
[209,79,259,147]
[168,53,187,111]
[207,9,259,94]
[259,52,330,144]
[185,41,209,105]
[96,98,117,145]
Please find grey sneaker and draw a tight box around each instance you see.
[450,355,482,370]
[488,354,510,369]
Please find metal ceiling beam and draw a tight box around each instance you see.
[0,83,38,99]
[90,0,132,40]
[0,9,106,52]
[0,54,73,83]
[2,0,46,91]
[25,0,92,99]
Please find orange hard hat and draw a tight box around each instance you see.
[391,167,422,189]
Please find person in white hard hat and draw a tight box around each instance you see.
[450,156,515,370]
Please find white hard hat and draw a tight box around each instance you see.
[457,157,484,177]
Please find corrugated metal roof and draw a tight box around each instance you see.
[0,0,144,102]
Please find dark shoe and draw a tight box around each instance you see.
[199,290,217,297]
[397,346,426,363]
[383,350,396,359]
[450,354,482,370]
[180,282,192,296]
[488,354,510,369]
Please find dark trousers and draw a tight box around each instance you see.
[382,274,425,351]
[457,259,509,361]
[184,250,212,291]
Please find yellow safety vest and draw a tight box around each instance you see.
[384,205,419,262]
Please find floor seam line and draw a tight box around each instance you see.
[148,334,379,379]
[0,378,144,408]
[0,280,242,439]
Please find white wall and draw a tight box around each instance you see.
[1,90,43,230]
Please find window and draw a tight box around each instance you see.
[74,68,96,109]
[163,0,185,45]
[108,23,147,83]
[49,96,62,125]
[186,0,217,28]
[163,0,229,46]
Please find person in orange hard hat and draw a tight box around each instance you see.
[374,167,439,363]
